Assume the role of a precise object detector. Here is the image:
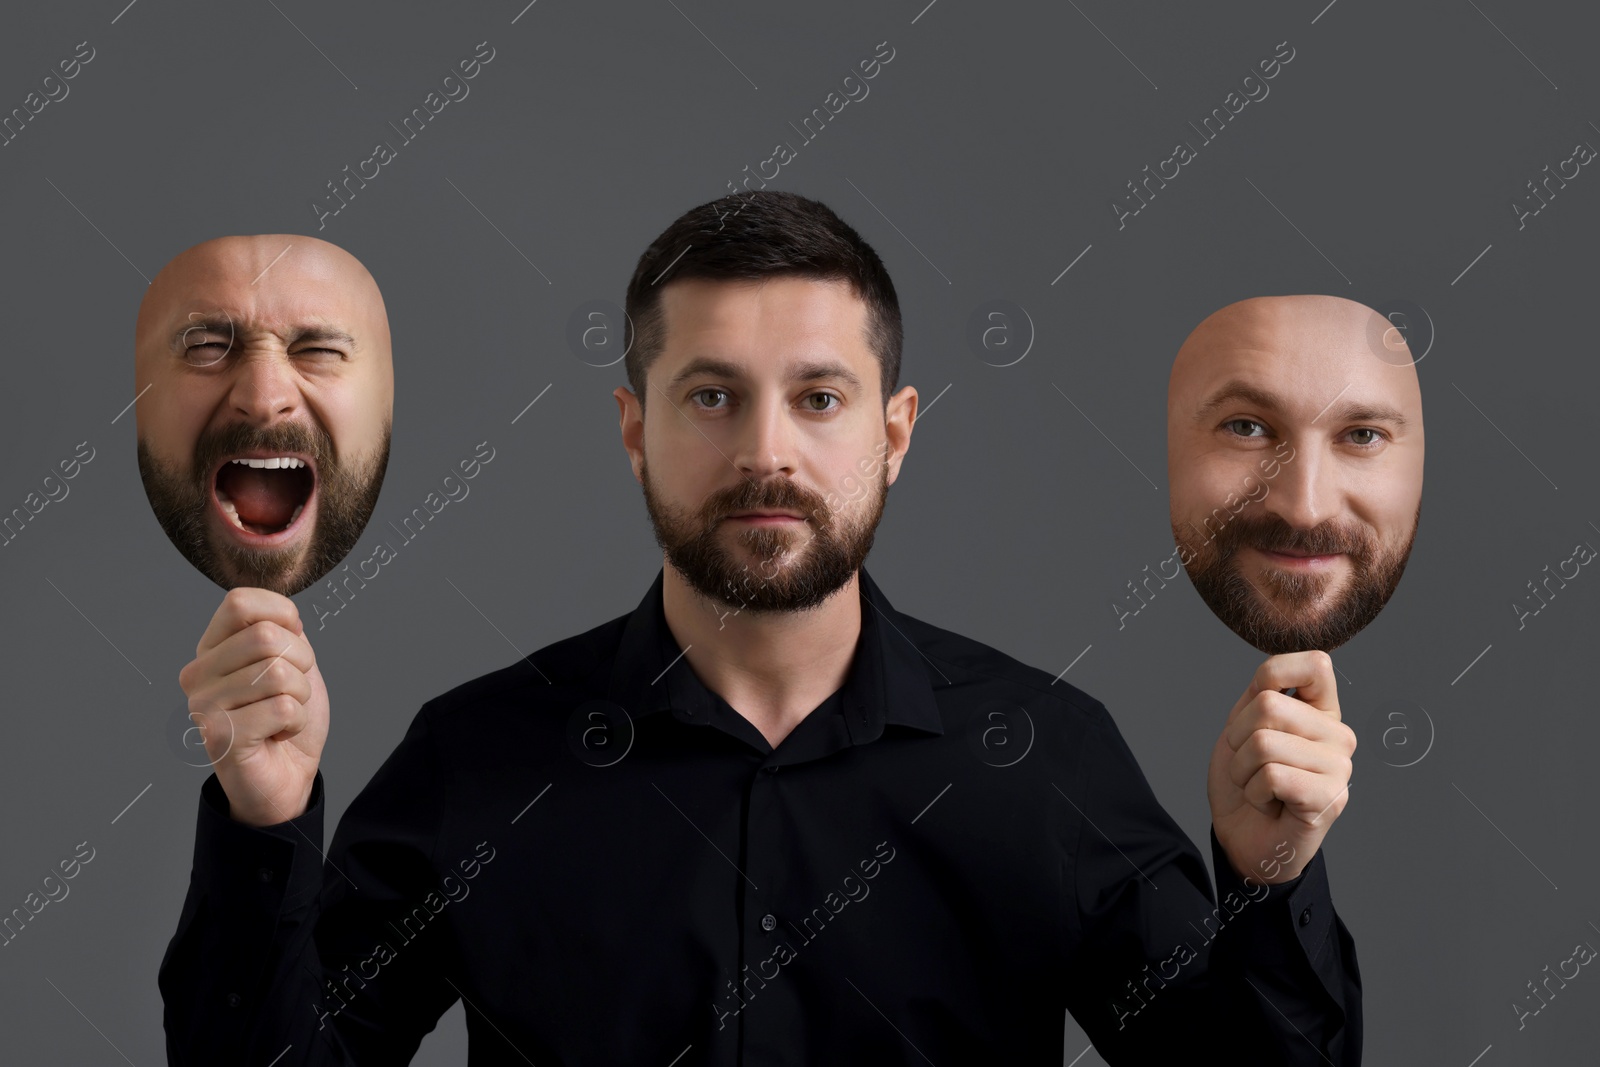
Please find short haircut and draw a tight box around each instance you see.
[623,190,902,412]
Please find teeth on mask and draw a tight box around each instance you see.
[229,457,306,469]
[218,498,246,530]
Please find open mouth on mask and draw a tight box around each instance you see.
[210,453,317,544]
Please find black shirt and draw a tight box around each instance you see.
[160,565,1360,1065]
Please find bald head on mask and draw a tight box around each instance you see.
[134,234,394,596]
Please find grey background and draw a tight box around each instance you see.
[0,0,1594,1063]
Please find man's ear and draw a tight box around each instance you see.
[882,384,917,488]
[614,386,645,483]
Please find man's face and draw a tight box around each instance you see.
[1166,295,1425,653]
[134,235,394,597]
[616,276,914,614]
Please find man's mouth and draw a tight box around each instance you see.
[210,453,317,543]
[726,509,806,524]
[1253,545,1344,567]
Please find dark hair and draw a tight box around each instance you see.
[623,190,901,411]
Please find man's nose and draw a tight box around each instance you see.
[732,394,797,479]
[1262,443,1331,530]
[227,350,301,425]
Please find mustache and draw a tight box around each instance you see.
[193,421,333,485]
[1215,511,1374,562]
[702,479,828,526]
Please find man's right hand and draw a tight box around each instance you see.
[178,587,329,828]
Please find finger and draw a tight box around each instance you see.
[1302,782,1350,827]
[1240,763,1288,817]
[190,648,314,717]
[1224,677,1258,729]
[215,620,315,680]
[185,706,237,766]
[207,691,309,753]
[1249,651,1340,719]
[1225,690,1355,752]
[1224,653,1318,728]
[1242,761,1350,823]
[1227,728,1348,792]
[196,587,304,657]
[181,620,313,697]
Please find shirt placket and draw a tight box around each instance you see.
[732,758,807,1067]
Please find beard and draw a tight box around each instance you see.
[137,417,389,597]
[1175,503,1419,654]
[641,456,888,615]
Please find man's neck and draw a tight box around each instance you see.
[660,561,863,749]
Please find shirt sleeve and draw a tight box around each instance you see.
[1206,825,1362,1063]
[158,706,460,1066]
[1059,699,1360,1064]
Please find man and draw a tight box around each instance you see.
[1167,294,1425,653]
[161,193,1359,1064]
[135,234,394,597]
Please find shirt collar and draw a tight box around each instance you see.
[604,565,944,745]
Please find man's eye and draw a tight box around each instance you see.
[183,343,231,366]
[1223,418,1268,438]
[691,388,729,409]
[1348,427,1384,447]
[296,348,344,359]
[805,393,839,412]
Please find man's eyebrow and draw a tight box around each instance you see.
[1320,400,1408,428]
[666,357,740,390]
[291,325,358,349]
[1194,378,1408,427]
[171,318,235,344]
[1193,379,1286,419]
[666,356,863,391]
[791,359,863,389]
[167,320,358,350]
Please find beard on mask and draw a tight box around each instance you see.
[137,417,389,597]
[1175,504,1418,653]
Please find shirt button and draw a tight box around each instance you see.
[762,765,778,775]
[258,867,274,883]
[226,992,242,1008]
[761,914,777,932]
[1299,905,1313,927]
